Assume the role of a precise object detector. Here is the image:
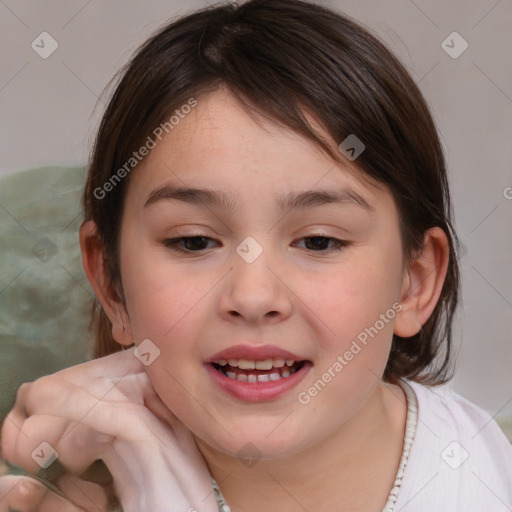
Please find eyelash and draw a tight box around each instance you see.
[162,235,349,254]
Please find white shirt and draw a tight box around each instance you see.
[395,379,512,511]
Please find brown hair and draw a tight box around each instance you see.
[83,0,461,385]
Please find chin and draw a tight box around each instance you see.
[194,419,308,462]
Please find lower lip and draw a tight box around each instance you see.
[204,362,312,402]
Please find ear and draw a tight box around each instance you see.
[394,227,450,338]
[79,220,134,347]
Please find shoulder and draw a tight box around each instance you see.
[408,379,512,458]
[394,379,512,512]
[408,378,511,441]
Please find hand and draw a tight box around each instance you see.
[0,465,114,512]
[1,349,219,512]
[0,474,81,512]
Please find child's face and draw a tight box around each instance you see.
[117,88,406,458]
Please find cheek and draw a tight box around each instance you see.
[120,256,212,412]
[119,245,222,389]
[294,259,401,430]
[119,241,207,338]
[300,249,403,414]
[309,250,402,346]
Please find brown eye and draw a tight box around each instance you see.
[295,236,349,252]
[163,236,218,253]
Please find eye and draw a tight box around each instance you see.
[294,235,349,252]
[162,234,349,255]
[163,235,219,253]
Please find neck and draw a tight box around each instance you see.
[197,381,407,512]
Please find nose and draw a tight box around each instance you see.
[218,246,293,326]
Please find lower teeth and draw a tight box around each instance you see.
[222,367,297,382]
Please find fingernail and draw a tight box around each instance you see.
[19,477,47,498]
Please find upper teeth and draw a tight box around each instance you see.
[218,358,295,369]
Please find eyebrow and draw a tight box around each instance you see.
[144,184,373,212]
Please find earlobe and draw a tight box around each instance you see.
[394,227,450,338]
[79,220,134,347]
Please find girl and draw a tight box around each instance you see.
[1,0,511,510]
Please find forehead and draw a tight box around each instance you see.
[125,88,383,210]
[157,89,333,166]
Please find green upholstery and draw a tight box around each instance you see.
[0,167,93,421]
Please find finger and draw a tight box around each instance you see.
[2,413,67,474]
[16,373,154,437]
[8,351,145,419]
[0,475,47,512]
[1,408,28,462]
[0,475,85,512]
[7,415,114,477]
[5,352,152,441]
[15,377,133,439]
[0,460,8,477]
[58,348,144,384]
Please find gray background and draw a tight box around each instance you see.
[1,0,511,423]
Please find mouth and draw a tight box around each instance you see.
[210,358,306,382]
[204,346,312,402]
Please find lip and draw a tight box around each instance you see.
[204,344,312,402]
[204,360,312,402]
[205,344,307,364]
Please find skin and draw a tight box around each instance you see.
[1,87,449,511]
